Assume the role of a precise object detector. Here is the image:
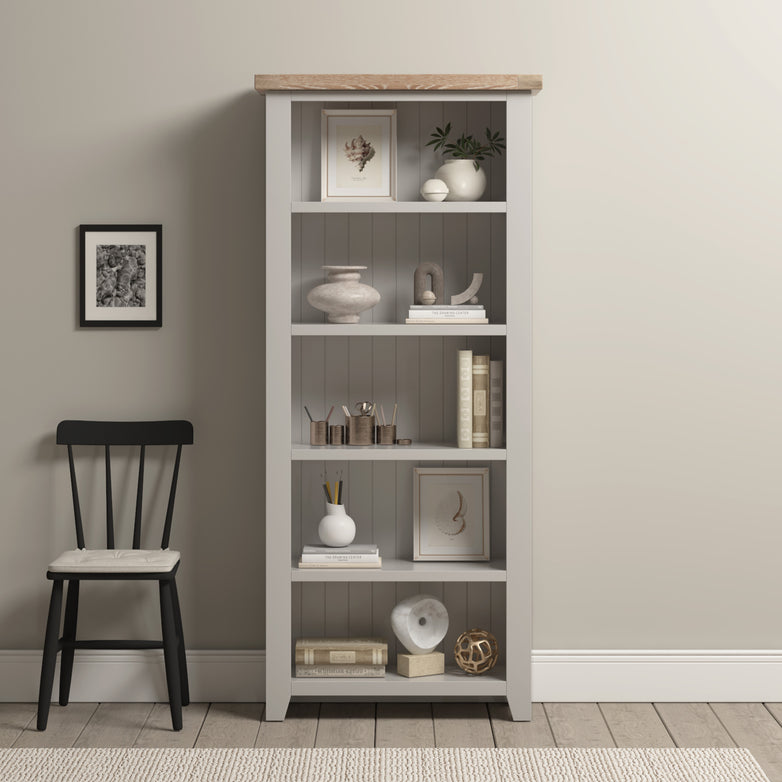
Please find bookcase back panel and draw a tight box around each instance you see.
[292,214,507,325]
[291,101,507,203]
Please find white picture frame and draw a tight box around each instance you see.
[321,109,396,201]
[413,467,490,561]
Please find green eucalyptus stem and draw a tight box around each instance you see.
[426,122,506,170]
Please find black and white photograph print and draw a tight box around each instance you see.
[321,109,396,201]
[79,224,162,327]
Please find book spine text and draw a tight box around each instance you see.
[458,350,473,448]
[472,355,490,448]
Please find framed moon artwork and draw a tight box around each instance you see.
[413,467,490,561]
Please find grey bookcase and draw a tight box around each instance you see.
[256,75,540,721]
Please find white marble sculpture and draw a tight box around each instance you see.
[391,594,449,655]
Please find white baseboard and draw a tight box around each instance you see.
[532,650,782,702]
[3,649,782,703]
[0,650,265,703]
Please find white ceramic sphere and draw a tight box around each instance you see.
[391,594,449,655]
[318,503,356,547]
[420,178,449,202]
[435,160,487,201]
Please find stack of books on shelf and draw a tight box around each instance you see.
[406,304,488,324]
[458,351,504,448]
[298,543,381,569]
[295,637,388,678]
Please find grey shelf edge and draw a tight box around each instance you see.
[292,201,507,214]
[291,666,507,697]
[291,558,507,582]
[291,443,507,461]
[292,324,508,336]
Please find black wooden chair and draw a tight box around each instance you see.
[37,420,194,731]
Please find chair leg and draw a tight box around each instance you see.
[58,580,80,706]
[159,580,183,731]
[171,579,190,707]
[37,580,64,730]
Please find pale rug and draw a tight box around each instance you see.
[0,747,770,781]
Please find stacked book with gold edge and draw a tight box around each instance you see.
[295,637,388,678]
[298,543,381,569]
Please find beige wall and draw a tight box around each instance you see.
[1,0,780,650]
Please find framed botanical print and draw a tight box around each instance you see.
[321,109,396,201]
[79,224,162,327]
[413,467,490,561]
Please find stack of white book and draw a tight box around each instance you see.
[298,543,381,569]
[406,304,488,324]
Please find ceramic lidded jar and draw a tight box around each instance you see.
[434,159,487,201]
[306,265,381,324]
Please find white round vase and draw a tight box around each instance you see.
[318,503,356,547]
[391,593,449,655]
[434,159,487,202]
[306,265,381,324]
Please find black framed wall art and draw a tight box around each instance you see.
[79,224,162,327]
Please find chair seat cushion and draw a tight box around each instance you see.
[48,548,181,573]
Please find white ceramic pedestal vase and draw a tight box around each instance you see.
[318,503,356,547]
[434,159,487,202]
[391,594,449,655]
[306,265,381,324]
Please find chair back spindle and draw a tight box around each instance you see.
[66,445,86,550]
[133,445,146,549]
[105,445,114,549]
[161,444,182,550]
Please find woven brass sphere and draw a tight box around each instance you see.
[454,628,499,674]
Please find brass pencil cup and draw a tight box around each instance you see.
[346,415,375,445]
[310,420,328,446]
[376,424,397,445]
[329,424,345,445]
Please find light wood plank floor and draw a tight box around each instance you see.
[4,703,782,781]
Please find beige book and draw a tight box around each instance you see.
[472,354,490,447]
[458,350,473,448]
[295,664,385,678]
[295,647,388,665]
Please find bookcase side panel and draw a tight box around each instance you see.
[504,91,533,720]
[265,92,293,720]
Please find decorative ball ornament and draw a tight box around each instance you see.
[420,178,449,202]
[454,628,499,675]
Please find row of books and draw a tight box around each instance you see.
[458,352,503,448]
[406,304,487,324]
[295,637,388,678]
[298,543,381,569]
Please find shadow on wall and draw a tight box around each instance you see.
[186,90,266,649]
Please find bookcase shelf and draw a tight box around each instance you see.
[291,666,507,698]
[291,443,507,461]
[291,558,507,582]
[292,324,507,336]
[261,74,537,722]
[292,201,507,214]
